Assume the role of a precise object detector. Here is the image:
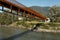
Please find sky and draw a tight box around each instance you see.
[0,0,60,12]
[17,0,60,7]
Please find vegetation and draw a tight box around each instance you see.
[0,11,18,25]
[49,5,60,22]
[0,5,60,30]
[40,22,60,30]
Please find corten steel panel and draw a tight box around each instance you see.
[0,0,47,20]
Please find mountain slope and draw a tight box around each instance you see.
[29,6,50,17]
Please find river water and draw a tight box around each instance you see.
[0,26,60,40]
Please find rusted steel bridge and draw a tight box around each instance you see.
[0,0,47,20]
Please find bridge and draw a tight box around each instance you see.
[0,0,48,21]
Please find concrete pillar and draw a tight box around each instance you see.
[23,11,25,17]
[10,5,14,23]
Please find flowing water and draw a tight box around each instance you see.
[0,26,60,40]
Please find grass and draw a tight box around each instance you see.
[16,20,60,30]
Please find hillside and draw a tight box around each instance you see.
[29,6,50,17]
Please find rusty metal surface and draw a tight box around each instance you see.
[6,0,25,8]
[0,0,47,20]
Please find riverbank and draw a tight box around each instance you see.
[0,25,60,33]
[27,27,60,33]
[35,28,60,33]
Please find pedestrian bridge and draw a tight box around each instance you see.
[0,0,48,21]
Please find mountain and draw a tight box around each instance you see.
[29,6,50,17]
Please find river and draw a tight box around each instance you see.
[0,26,60,40]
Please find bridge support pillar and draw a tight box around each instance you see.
[10,5,14,23]
[30,14,34,21]
[23,11,25,17]
[31,14,34,20]
[27,13,31,21]
[2,6,4,11]
[10,5,12,13]
[29,14,32,21]
[25,13,28,21]
[17,10,19,21]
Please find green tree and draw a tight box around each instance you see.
[49,5,60,22]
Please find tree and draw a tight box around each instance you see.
[49,5,60,22]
